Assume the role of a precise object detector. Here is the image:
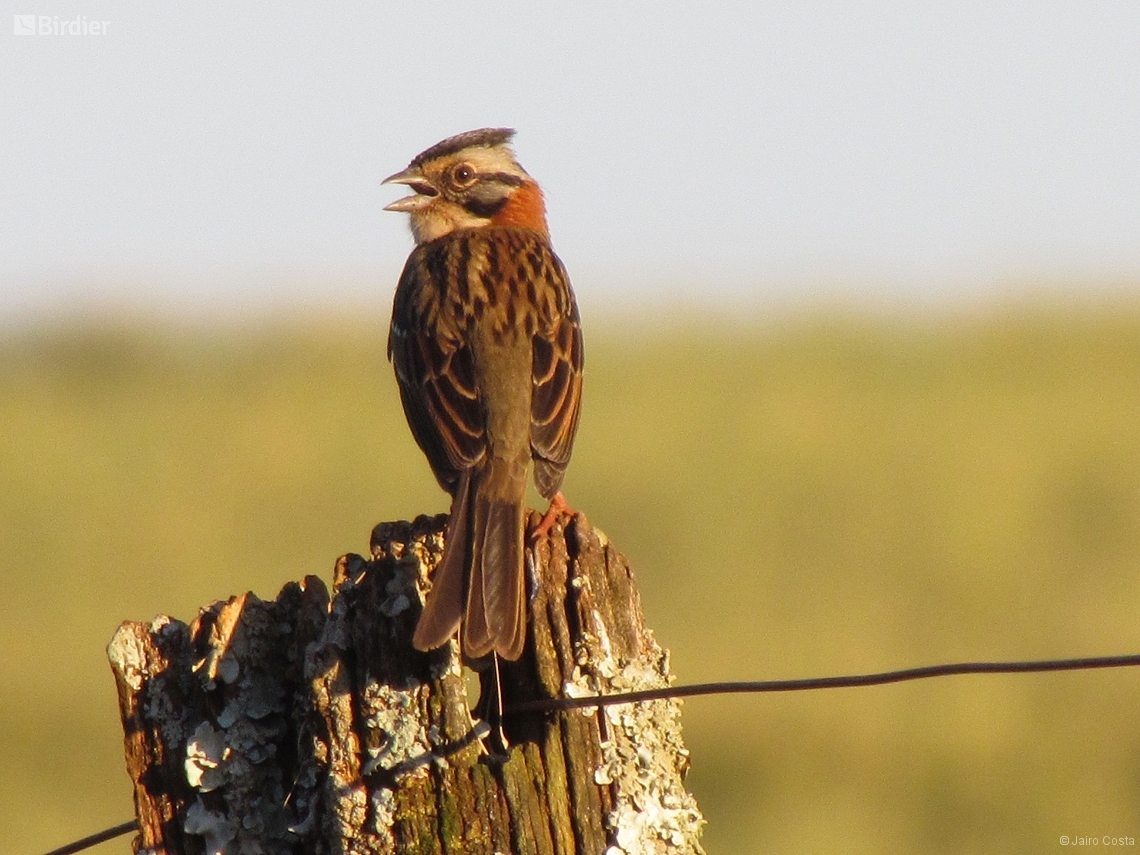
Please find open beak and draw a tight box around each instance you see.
[382,166,438,213]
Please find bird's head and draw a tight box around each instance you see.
[383,128,549,245]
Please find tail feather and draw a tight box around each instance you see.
[463,492,491,654]
[412,472,472,653]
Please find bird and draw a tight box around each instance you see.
[383,128,583,662]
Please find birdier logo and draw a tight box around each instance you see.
[13,15,109,36]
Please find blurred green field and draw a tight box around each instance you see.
[4,304,1140,854]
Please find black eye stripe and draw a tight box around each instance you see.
[450,169,525,189]
[482,172,525,187]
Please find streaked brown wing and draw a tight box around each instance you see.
[529,252,584,499]
[388,244,486,494]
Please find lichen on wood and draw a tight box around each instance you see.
[108,513,704,855]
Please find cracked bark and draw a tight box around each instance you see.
[107,513,704,855]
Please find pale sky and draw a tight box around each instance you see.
[3,2,1140,325]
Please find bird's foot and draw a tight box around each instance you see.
[530,491,577,542]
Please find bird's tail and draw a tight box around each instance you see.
[412,456,529,661]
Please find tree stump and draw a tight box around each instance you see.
[107,513,705,855]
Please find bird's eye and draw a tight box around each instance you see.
[452,163,476,186]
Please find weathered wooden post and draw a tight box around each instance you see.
[108,513,705,854]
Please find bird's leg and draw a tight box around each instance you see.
[530,491,577,542]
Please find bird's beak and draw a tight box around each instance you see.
[382,166,438,212]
